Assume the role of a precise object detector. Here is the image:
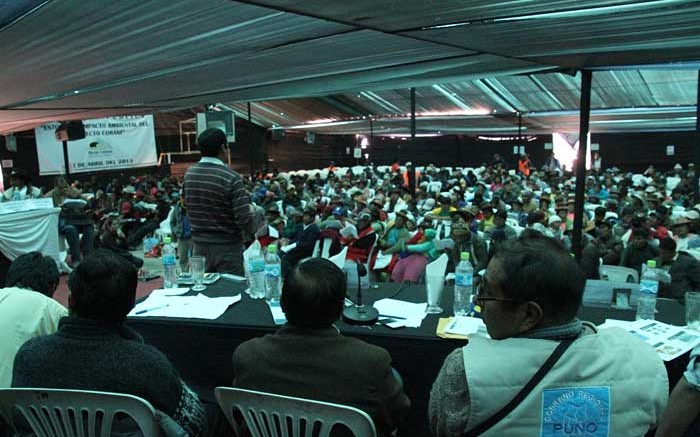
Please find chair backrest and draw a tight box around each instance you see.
[328,246,348,269]
[311,240,321,257]
[599,265,640,283]
[320,238,333,259]
[215,387,376,437]
[0,388,159,437]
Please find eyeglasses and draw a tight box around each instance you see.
[474,278,527,307]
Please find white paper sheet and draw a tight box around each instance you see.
[433,238,455,251]
[128,293,241,319]
[373,251,393,270]
[598,319,700,361]
[148,287,191,298]
[444,316,490,338]
[340,225,358,239]
[374,298,427,328]
[281,242,297,253]
[268,225,279,239]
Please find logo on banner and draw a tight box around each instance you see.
[541,386,610,437]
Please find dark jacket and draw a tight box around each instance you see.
[12,317,207,437]
[232,324,410,437]
[620,243,659,275]
[656,252,700,301]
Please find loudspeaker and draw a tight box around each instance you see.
[55,121,86,141]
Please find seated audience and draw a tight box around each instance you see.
[280,209,320,275]
[656,237,700,301]
[45,176,95,266]
[429,234,667,437]
[12,250,208,437]
[232,258,410,437]
[0,252,66,388]
[621,227,660,274]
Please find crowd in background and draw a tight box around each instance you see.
[3,150,700,300]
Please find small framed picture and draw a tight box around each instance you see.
[611,288,632,309]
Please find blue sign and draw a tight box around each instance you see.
[541,386,610,437]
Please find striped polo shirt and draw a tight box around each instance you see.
[183,158,252,244]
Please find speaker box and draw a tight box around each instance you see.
[55,121,86,141]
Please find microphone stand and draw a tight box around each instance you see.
[342,262,379,325]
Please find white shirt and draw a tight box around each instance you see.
[199,156,227,166]
[0,286,67,387]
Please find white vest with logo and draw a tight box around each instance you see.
[462,328,668,437]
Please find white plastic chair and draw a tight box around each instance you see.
[329,246,348,269]
[215,387,376,437]
[426,182,442,193]
[0,388,159,437]
[599,265,639,283]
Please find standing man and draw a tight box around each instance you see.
[184,128,254,274]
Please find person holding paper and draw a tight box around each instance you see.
[12,250,209,437]
[232,258,410,437]
[280,209,320,275]
[429,234,667,437]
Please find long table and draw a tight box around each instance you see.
[127,281,686,437]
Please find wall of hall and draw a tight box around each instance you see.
[1,111,696,188]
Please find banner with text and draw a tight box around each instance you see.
[35,115,157,175]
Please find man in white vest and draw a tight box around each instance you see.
[429,234,668,437]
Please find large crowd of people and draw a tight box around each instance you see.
[2,128,700,436]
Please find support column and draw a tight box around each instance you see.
[409,87,417,195]
[572,70,592,260]
[694,70,700,204]
[248,102,254,179]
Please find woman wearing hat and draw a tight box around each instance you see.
[391,221,438,283]
[374,210,412,278]
[672,216,700,252]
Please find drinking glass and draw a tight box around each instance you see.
[190,256,206,292]
[686,292,700,331]
[426,274,445,314]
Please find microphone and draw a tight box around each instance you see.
[342,262,379,325]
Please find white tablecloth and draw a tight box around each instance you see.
[0,207,61,264]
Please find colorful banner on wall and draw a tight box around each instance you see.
[35,115,157,175]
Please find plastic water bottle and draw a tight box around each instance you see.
[454,252,473,316]
[636,260,659,320]
[248,249,266,299]
[264,244,282,302]
[162,236,177,289]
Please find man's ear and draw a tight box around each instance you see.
[518,301,544,334]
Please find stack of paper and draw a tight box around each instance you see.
[598,319,700,361]
[443,316,490,338]
[373,298,428,328]
[128,291,241,320]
